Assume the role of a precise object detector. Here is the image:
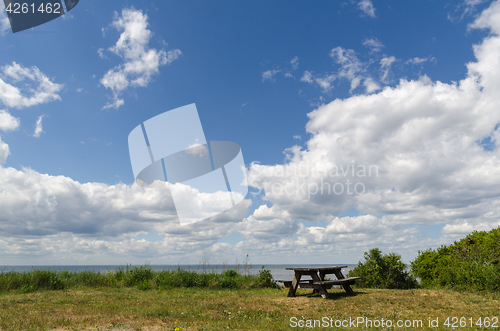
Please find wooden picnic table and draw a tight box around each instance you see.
[277,266,361,299]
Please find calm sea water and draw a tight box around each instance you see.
[0,264,358,281]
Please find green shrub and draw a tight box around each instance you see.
[223,269,239,278]
[348,248,418,289]
[137,279,150,290]
[411,227,500,291]
[18,284,35,294]
[254,266,278,288]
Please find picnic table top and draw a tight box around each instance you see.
[284,266,348,272]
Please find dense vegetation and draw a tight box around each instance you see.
[348,248,418,289]
[411,226,500,291]
[0,265,278,293]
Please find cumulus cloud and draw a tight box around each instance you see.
[0,137,9,164]
[0,109,20,132]
[246,0,500,257]
[33,114,44,138]
[100,8,181,109]
[363,77,380,93]
[0,109,18,164]
[0,166,251,237]
[358,0,376,18]
[0,62,63,109]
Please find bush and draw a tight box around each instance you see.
[254,266,278,288]
[411,227,500,291]
[348,248,418,289]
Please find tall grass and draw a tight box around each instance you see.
[0,265,277,293]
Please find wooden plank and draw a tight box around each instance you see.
[312,277,361,285]
[287,271,302,297]
[334,269,354,294]
[310,270,329,299]
[285,266,348,271]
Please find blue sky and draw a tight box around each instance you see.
[0,0,499,265]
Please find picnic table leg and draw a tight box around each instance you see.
[310,272,329,299]
[312,271,326,294]
[288,271,302,297]
[334,270,354,294]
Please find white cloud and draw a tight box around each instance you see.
[0,137,9,164]
[363,77,380,93]
[0,8,11,36]
[405,56,436,65]
[33,115,44,138]
[362,38,384,53]
[246,0,500,257]
[358,0,376,18]
[330,47,365,91]
[100,8,181,109]
[380,56,396,83]
[97,48,105,59]
[261,69,280,82]
[315,74,337,92]
[262,57,299,82]
[450,0,488,21]
[0,109,17,165]
[0,109,20,132]
[0,62,63,109]
[1,8,10,36]
[0,165,251,240]
[300,71,314,84]
[301,47,375,93]
[290,56,299,70]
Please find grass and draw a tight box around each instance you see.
[0,266,276,292]
[0,286,499,330]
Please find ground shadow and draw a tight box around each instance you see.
[291,290,367,300]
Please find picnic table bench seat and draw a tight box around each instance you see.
[276,276,361,288]
[313,277,361,285]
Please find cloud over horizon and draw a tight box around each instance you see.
[2,1,500,265]
[245,0,500,260]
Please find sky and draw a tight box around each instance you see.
[0,0,499,266]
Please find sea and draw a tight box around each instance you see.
[0,264,358,282]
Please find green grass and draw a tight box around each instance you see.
[0,266,277,292]
[1,267,499,330]
[0,286,499,330]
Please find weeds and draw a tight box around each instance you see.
[0,264,277,293]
